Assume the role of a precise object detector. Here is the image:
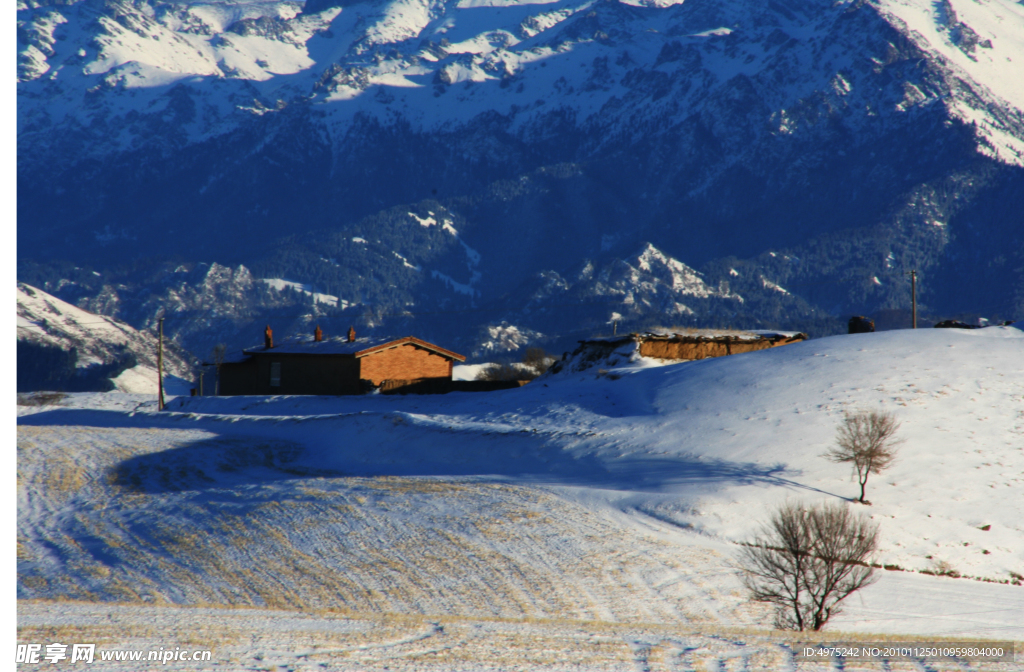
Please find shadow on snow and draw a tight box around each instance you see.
[20,408,838,498]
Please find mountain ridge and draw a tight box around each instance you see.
[17,0,1024,355]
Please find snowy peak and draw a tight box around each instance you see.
[18,283,143,368]
[631,243,722,298]
[17,0,1024,165]
[876,0,1024,164]
[484,244,752,351]
[592,243,741,311]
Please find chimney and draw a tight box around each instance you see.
[264,325,273,349]
[347,326,356,343]
[314,325,323,342]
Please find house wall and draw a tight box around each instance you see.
[260,355,361,395]
[218,359,259,396]
[378,379,528,395]
[219,355,361,395]
[358,344,453,386]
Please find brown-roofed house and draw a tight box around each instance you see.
[216,327,466,396]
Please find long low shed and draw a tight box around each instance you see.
[579,330,807,362]
[636,330,807,359]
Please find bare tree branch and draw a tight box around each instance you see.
[211,343,227,396]
[738,501,878,631]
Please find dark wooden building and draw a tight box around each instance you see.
[217,327,466,396]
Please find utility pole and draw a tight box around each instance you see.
[908,269,918,329]
[157,317,165,410]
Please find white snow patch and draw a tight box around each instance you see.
[410,212,459,236]
[392,250,421,271]
[691,27,733,38]
[761,276,789,294]
[431,270,477,296]
[110,366,194,395]
[457,0,561,7]
[452,363,493,380]
[260,278,344,307]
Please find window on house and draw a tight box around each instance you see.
[270,362,281,387]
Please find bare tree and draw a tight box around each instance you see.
[210,343,227,396]
[823,410,903,503]
[738,501,878,631]
[521,347,556,377]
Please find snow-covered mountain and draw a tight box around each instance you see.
[18,0,1024,161]
[17,0,1024,351]
[464,241,835,354]
[17,283,196,393]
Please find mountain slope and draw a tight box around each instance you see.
[17,0,1024,350]
[17,283,196,392]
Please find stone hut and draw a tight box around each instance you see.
[630,329,807,360]
[560,329,807,371]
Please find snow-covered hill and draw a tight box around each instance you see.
[17,325,1024,657]
[17,283,196,393]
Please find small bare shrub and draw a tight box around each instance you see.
[17,392,68,406]
[738,500,878,631]
[476,362,525,382]
[476,348,557,382]
[823,410,903,503]
[931,559,960,578]
[521,347,556,376]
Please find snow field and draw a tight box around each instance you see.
[17,326,1024,668]
[18,600,1015,672]
[17,425,763,625]
[635,328,1024,582]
